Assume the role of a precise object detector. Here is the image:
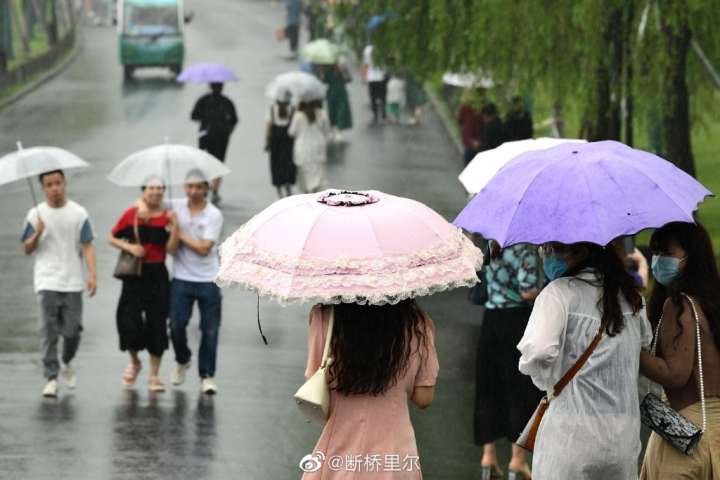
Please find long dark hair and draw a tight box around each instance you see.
[649,221,720,349]
[298,101,317,123]
[560,243,643,335]
[328,299,430,396]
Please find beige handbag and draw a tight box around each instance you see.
[113,212,142,280]
[294,307,334,426]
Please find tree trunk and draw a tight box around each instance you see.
[47,0,58,45]
[10,0,31,54]
[660,1,695,176]
[623,1,634,146]
[587,7,623,142]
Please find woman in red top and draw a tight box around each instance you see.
[110,178,178,392]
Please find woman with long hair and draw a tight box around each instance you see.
[302,300,439,479]
[288,100,331,194]
[640,221,720,479]
[265,90,296,198]
[517,241,652,479]
[109,178,179,392]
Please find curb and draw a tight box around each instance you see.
[425,84,464,157]
[0,30,83,112]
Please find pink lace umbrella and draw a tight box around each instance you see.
[216,190,483,305]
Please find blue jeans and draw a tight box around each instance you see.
[170,279,222,378]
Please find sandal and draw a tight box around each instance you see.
[481,465,503,480]
[508,468,531,480]
[121,362,142,387]
[148,375,166,393]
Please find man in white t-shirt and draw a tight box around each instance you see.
[21,170,97,398]
[169,170,224,395]
[362,44,388,124]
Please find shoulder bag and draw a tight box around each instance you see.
[517,319,607,452]
[113,212,143,280]
[640,294,706,455]
[294,307,334,426]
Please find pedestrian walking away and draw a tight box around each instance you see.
[517,241,652,479]
[191,82,238,204]
[504,96,534,141]
[169,170,224,395]
[21,169,97,398]
[265,90,296,198]
[283,0,301,58]
[362,44,387,124]
[109,177,179,393]
[301,300,439,479]
[475,242,542,480]
[404,73,426,125]
[288,100,331,193]
[457,91,484,165]
[639,222,720,479]
[480,103,505,152]
[319,63,353,142]
[386,74,405,123]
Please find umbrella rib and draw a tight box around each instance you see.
[616,158,707,219]
[500,157,558,246]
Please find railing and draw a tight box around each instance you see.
[0,28,76,92]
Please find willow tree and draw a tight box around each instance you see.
[343,0,720,176]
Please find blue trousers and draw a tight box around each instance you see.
[170,279,222,378]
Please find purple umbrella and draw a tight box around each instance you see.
[454,140,712,247]
[177,63,238,83]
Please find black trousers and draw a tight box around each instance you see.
[116,263,170,356]
[285,23,299,52]
[368,80,387,121]
[474,306,543,445]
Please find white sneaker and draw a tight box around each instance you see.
[42,379,58,398]
[170,362,191,386]
[61,365,76,389]
[201,377,217,395]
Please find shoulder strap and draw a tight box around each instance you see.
[132,210,140,243]
[320,307,335,369]
[681,294,707,432]
[551,319,607,399]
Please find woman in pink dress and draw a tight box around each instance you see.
[302,299,439,480]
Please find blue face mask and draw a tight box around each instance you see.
[651,255,684,286]
[543,255,569,282]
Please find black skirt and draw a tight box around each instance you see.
[116,263,170,356]
[474,306,543,445]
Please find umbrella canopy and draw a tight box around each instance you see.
[459,138,586,194]
[0,144,89,186]
[216,189,483,305]
[265,71,327,104]
[454,140,712,247]
[108,143,231,187]
[442,72,494,88]
[300,39,340,65]
[177,63,238,83]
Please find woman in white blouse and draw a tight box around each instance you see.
[517,242,652,480]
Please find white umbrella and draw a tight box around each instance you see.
[265,71,327,105]
[0,142,89,205]
[108,142,231,187]
[442,72,495,89]
[458,138,587,195]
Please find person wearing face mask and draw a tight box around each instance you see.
[109,178,179,392]
[640,221,720,479]
[517,241,652,479]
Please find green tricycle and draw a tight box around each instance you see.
[116,0,193,81]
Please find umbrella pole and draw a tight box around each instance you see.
[17,142,39,209]
[164,137,173,207]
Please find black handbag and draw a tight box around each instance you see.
[640,294,706,455]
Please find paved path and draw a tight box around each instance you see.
[0,1,493,478]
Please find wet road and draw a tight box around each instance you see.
[0,1,491,478]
